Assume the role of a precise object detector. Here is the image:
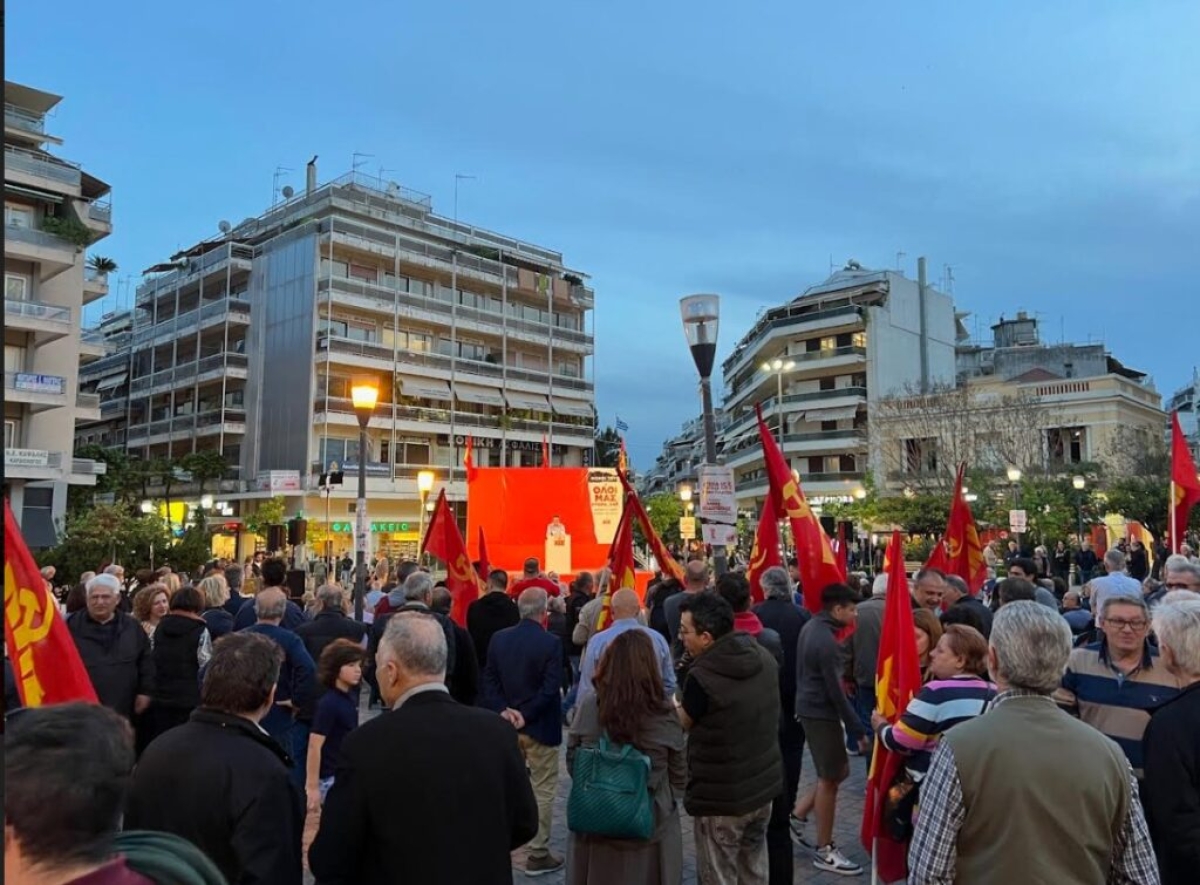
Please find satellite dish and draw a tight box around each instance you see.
[386,182,399,196]
[281,185,294,199]
[218,220,231,233]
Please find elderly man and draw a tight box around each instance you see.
[311,614,537,883]
[1162,554,1200,594]
[296,584,369,665]
[576,587,674,706]
[370,571,460,693]
[910,602,1159,885]
[1061,590,1093,635]
[481,588,565,876]
[66,573,153,721]
[941,573,994,637]
[1085,548,1143,624]
[911,568,946,613]
[1143,593,1200,885]
[1055,595,1179,779]
[663,559,711,656]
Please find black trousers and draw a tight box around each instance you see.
[767,716,807,885]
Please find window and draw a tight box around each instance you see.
[319,318,348,338]
[6,273,29,301]
[805,338,821,353]
[819,377,836,391]
[5,345,26,372]
[319,437,361,467]
[903,437,938,474]
[821,420,838,432]
[1047,427,1086,465]
[4,204,33,229]
[839,454,857,473]
[5,420,18,448]
[835,333,853,348]
[852,331,867,349]
[807,456,824,474]
[820,336,836,352]
[348,264,377,282]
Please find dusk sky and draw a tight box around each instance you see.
[11,2,1197,467]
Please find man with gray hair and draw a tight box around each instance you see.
[910,602,1160,885]
[1086,548,1142,625]
[296,583,369,671]
[481,588,565,876]
[66,572,153,721]
[311,612,538,883]
[1162,554,1200,594]
[369,571,461,698]
[942,573,994,638]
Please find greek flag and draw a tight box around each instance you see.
[615,416,629,433]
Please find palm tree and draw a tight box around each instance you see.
[87,255,118,275]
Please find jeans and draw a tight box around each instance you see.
[695,802,772,885]
[852,685,875,771]
[518,734,559,859]
[766,718,806,885]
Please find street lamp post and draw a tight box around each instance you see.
[417,470,435,563]
[351,379,379,621]
[759,358,796,448]
[1007,466,1023,553]
[680,294,726,577]
[1072,475,1086,584]
[320,461,343,566]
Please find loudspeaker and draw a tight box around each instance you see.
[819,515,836,537]
[285,569,306,600]
[287,518,308,546]
[266,524,286,551]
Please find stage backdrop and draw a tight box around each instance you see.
[467,467,623,572]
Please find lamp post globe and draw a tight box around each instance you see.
[350,378,379,620]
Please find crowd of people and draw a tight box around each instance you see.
[5,540,1200,885]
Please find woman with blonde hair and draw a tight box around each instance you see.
[198,574,234,640]
[132,584,171,646]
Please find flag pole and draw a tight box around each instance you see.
[1170,479,1178,554]
[871,837,879,885]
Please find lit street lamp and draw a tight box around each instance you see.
[417,469,435,562]
[680,293,726,576]
[351,379,379,621]
[1007,466,1023,552]
[759,358,796,448]
[1073,473,1086,547]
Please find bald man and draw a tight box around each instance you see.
[663,559,712,660]
[576,588,675,707]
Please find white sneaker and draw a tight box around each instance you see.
[813,843,863,876]
[789,814,815,850]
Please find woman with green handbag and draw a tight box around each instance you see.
[566,630,687,884]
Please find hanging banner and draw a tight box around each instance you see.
[698,465,737,524]
[587,468,623,545]
[679,516,697,540]
[702,523,738,546]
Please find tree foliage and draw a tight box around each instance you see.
[594,426,623,468]
[244,496,287,539]
[636,493,682,546]
[178,450,229,494]
[36,504,172,586]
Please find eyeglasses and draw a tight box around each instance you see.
[1102,618,1148,632]
[1164,582,1199,590]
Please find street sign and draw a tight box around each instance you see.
[1009,509,1027,533]
[679,516,696,540]
[698,465,737,524]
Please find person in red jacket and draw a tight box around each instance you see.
[509,558,561,599]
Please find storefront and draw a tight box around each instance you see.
[319,520,423,563]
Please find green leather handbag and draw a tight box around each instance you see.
[567,733,654,840]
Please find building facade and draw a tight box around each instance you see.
[5,80,111,545]
[719,261,958,509]
[1167,370,1199,462]
[84,165,595,561]
[638,410,728,498]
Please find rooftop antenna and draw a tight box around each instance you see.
[829,254,835,276]
[272,166,292,206]
[943,264,955,294]
[378,165,397,187]
[895,250,906,271]
[352,152,374,178]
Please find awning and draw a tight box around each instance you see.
[804,405,859,422]
[455,384,506,408]
[4,183,63,204]
[504,390,551,411]
[550,397,595,419]
[399,376,452,401]
[95,372,127,391]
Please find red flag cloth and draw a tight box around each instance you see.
[464,436,476,482]
[937,464,988,594]
[861,530,922,882]
[747,496,783,604]
[421,490,484,627]
[4,500,98,706]
[617,470,685,584]
[755,404,846,613]
[1091,524,1108,559]
[1170,412,1200,553]
[477,526,492,579]
[923,539,949,574]
[598,497,638,632]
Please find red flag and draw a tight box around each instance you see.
[464,435,476,482]
[754,404,846,612]
[746,496,782,604]
[1170,412,1200,553]
[618,439,629,474]
[477,526,492,580]
[1091,524,1108,559]
[421,489,484,627]
[541,434,550,468]
[935,464,988,594]
[861,530,922,882]
[617,470,685,584]
[598,497,638,632]
[836,521,849,573]
[4,500,98,706]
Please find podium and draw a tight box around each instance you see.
[545,534,572,575]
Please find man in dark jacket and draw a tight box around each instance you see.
[311,613,537,884]
[370,572,460,694]
[481,587,564,876]
[232,558,307,631]
[67,573,153,721]
[467,569,519,663]
[753,565,811,885]
[432,585,480,705]
[942,574,994,638]
[125,632,304,885]
[221,564,247,617]
[678,592,782,885]
[295,584,369,665]
[792,583,869,876]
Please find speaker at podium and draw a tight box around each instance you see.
[545,516,571,575]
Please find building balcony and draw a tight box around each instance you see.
[723,386,868,439]
[724,429,866,469]
[128,352,248,397]
[4,224,77,279]
[83,267,110,303]
[723,304,865,379]
[4,146,82,196]
[736,471,866,501]
[726,346,868,410]
[75,391,101,421]
[4,104,49,140]
[130,297,251,348]
[313,396,596,441]
[4,296,73,343]
[78,328,112,363]
[136,244,254,305]
[5,371,68,411]
[126,408,248,447]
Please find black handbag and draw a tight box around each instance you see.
[882,768,919,842]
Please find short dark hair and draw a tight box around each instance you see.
[317,638,366,689]
[998,577,1037,606]
[201,633,282,714]
[715,572,752,613]
[679,592,734,642]
[169,584,204,614]
[1009,558,1038,579]
[396,560,420,583]
[5,703,134,868]
[261,557,287,588]
[821,582,860,610]
[940,602,988,636]
[430,586,452,613]
[524,557,540,575]
[488,569,509,592]
[225,564,243,590]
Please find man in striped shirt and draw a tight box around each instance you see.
[1054,595,1180,778]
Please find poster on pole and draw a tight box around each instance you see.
[698,465,737,524]
[702,523,738,546]
[1008,509,1027,534]
[679,516,697,540]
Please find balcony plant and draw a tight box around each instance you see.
[87,254,118,275]
[41,215,96,249]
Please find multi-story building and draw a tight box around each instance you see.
[719,261,958,509]
[76,308,134,451]
[92,163,595,561]
[638,410,728,498]
[4,80,111,546]
[1167,370,1199,461]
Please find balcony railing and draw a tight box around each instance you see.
[88,200,112,224]
[136,243,255,301]
[5,104,46,135]
[315,397,595,436]
[76,392,101,410]
[5,297,72,324]
[5,224,73,252]
[131,297,250,346]
[723,387,868,437]
[128,352,249,394]
[5,371,67,395]
[5,146,82,187]
[723,304,865,375]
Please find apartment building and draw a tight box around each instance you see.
[76,308,134,451]
[639,410,728,498]
[4,80,111,546]
[718,261,957,509]
[1167,370,1199,461]
[90,163,595,561]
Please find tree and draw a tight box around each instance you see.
[36,504,172,585]
[244,496,287,540]
[170,525,214,575]
[636,493,683,546]
[179,450,229,495]
[68,444,142,516]
[86,254,119,274]
[594,426,623,468]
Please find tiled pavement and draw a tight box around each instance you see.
[306,700,873,884]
